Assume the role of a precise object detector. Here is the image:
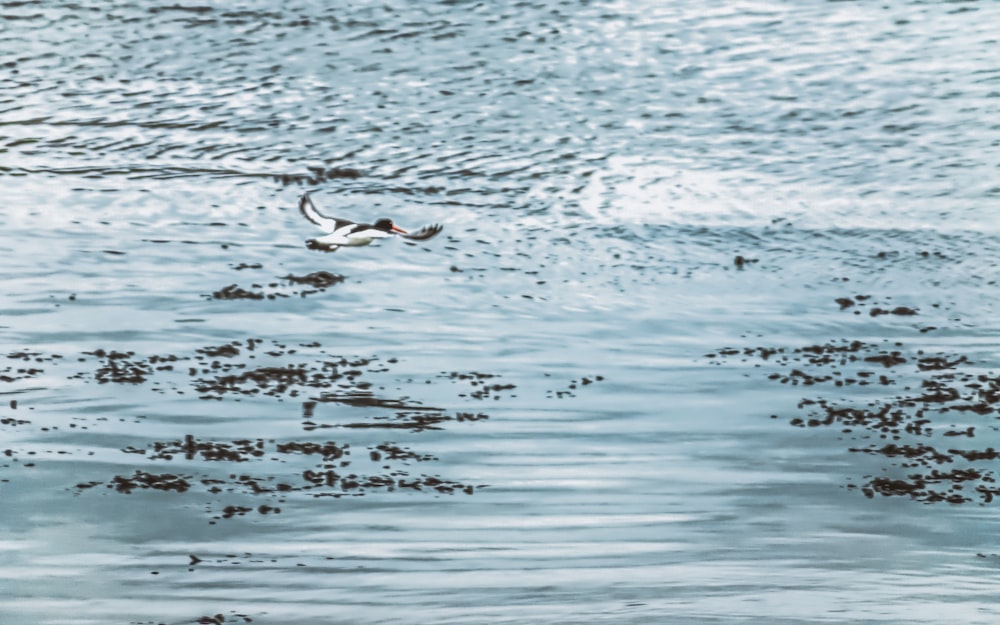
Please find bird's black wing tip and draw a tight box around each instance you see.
[401,224,443,241]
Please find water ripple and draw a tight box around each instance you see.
[2,1,1000,623]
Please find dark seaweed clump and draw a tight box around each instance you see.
[274,166,363,186]
[707,337,1000,504]
[80,434,474,515]
[1,339,606,521]
[208,271,346,300]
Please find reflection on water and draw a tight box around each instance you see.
[2,1,1000,623]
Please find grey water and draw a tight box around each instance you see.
[2,1,999,623]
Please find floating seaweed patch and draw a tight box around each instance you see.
[124,435,267,462]
[193,356,381,400]
[196,343,241,359]
[195,611,256,625]
[833,295,920,318]
[9,338,511,520]
[211,284,269,300]
[206,271,346,301]
[370,443,437,463]
[276,440,349,461]
[1,350,64,382]
[546,374,605,399]
[709,336,1000,505]
[274,166,364,186]
[440,370,517,400]
[107,470,193,494]
[77,433,480,519]
[195,364,310,398]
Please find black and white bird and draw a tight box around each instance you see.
[298,192,443,252]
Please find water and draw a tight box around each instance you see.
[2,1,1000,623]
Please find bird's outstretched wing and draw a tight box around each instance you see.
[399,223,444,241]
[299,192,352,233]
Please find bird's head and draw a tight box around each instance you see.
[374,218,407,234]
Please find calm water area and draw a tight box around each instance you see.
[2,1,1000,623]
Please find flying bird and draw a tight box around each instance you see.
[298,192,443,252]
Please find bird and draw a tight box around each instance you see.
[298,192,443,252]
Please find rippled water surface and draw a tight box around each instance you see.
[2,1,1000,623]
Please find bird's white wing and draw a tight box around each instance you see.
[399,224,444,241]
[299,193,352,233]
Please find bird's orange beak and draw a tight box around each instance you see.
[392,225,407,234]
